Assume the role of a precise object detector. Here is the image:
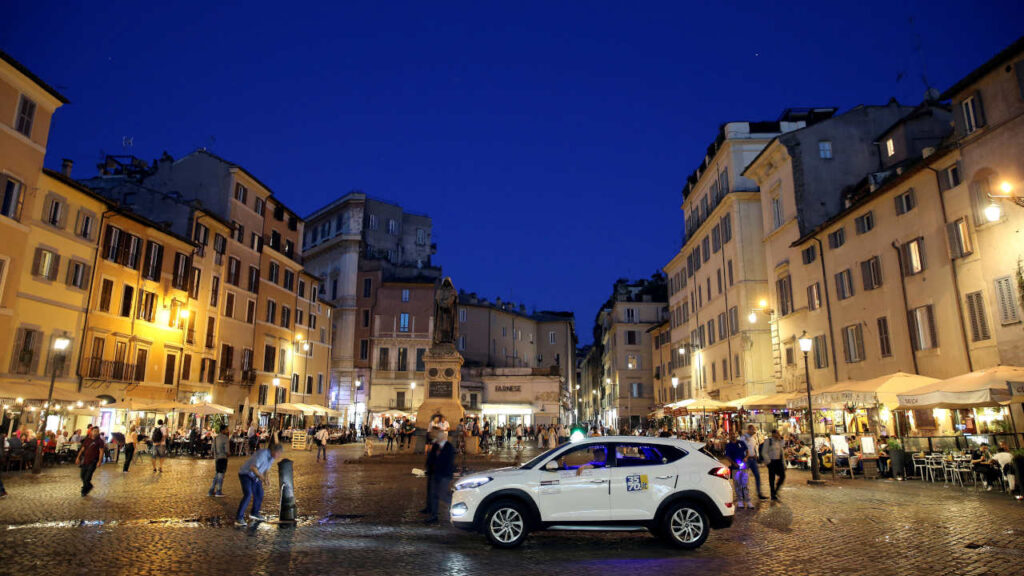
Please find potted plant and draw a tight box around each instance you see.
[887,438,906,479]
[1012,448,1024,497]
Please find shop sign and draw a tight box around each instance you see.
[429,381,453,398]
[494,385,521,393]
[1007,381,1024,397]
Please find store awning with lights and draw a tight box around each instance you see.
[896,366,1024,409]
[789,372,940,410]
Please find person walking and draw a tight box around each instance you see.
[741,424,767,499]
[151,419,168,473]
[209,425,230,497]
[515,423,524,451]
[420,430,439,515]
[75,427,105,497]
[123,426,138,473]
[725,432,751,509]
[424,431,455,524]
[235,443,283,526]
[764,429,786,501]
[246,421,258,455]
[315,426,329,462]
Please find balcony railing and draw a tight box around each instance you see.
[205,332,215,349]
[186,328,196,345]
[84,357,138,382]
[218,369,236,384]
[241,369,257,385]
[388,400,411,410]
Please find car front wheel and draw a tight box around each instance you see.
[483,499,529,548]
[660,501,710,549]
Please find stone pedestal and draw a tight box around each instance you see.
[414,343,465,451]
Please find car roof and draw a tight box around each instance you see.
[571,435,706,451]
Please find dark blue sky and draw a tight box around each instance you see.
[4,2,1020,344]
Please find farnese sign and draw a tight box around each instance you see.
[494,385,521,393]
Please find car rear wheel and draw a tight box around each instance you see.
[660,501,710,549]
[483,499,529,548]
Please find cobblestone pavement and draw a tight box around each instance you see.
[2,442,1023,576]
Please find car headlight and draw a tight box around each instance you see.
[454,476,493,491]
[451,503,468,517]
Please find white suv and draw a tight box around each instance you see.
[450,436,734,549]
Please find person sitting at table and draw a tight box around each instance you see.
[970,443,1000,490]
[991,447,1013,491]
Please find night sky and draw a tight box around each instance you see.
[4,2,1020,344]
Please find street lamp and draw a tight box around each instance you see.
[984,201,1002,222]
[749,299,773,324]
[671,376,679,403]
[34,336,70,474]
[798,332,822,483]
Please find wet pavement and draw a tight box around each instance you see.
[1,442,1023,575]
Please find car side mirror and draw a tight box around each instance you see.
[544,461,559,471]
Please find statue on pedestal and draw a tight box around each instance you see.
[433,277,458,347]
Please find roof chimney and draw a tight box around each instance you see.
[61,158,73,177]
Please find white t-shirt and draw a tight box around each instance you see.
[440,420,450,431]
[315,429,329,443]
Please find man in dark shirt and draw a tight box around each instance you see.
[420,430,439,515]
[425,431,456,524]
[76,427,105,497]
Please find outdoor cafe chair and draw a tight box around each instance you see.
[925,456,945,483]
[911,455,927,479]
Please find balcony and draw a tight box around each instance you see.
[218,369,236,384]
[186,328,196,345]
[205,332,215,349]
[388,400,411,410]
[241,369,257,385]
[83,357,138,382]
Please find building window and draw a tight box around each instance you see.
[855,211,874,234]
[827,228,846,249]
[1,176,25,221]
[359,339,369,360]
[706,319,716,345]
[965,291,991,342]
[860,256,883,290]
[120,285,134,317]
[459,308,467,323]
[961,95,982,135]
[770,196,783,230]
[630,382,643,398]
[246,300,255,324]
[626,330,637,345]
[895,189,916,215]
[266,300,276,324]
[994,276,1022,325]
[135,291,156,322]
[362,278,372,298]
[801,245,816,265]
[268,262,280,284]
[283,270,294,291]
[399,313,410,332]
[248,266,260,293]
[818,140,833,159]
[842,324,865,363]
[401,289,410,302]
[280,306,291,329]
[98,279,113,312]
[835,269,854,300]
[387,219,398,235]
[67,261,89,289]
[711,224,721,253]
[44,196,65,228]
[457,336,465,351]
[254,197,265,216]
[368,214,378,230]
[807,282,822,311]
[813,335,828,369]
[15,95,36,138]
[717,312,727,340]
[877,317,892,357]
[397,347,408,372]
[885,138,895,157]
[785,346,795,365]
[776,275,793,316]
[900,238,926,276]
[234,183,248,205]
[33,248,60,281]
[721,214,732,243]
[625,308,636,323]
[728,306,738,335]
[909,305,938,350]
[377,347,390,370]
[416,228,426,245]
[947,218,973,259]
[944,164,962,189]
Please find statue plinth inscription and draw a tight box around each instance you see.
[429,381,453,398]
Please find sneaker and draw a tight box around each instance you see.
[736,501,744,509]
[208,491,215,497]
[0,492,8,499]
[745,500,752,509]
[214,492,225,498]
[234,520,247,527]
[249,514,267,522]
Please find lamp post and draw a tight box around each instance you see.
[272,377,281,431]
[799,333,823,483]
[671,376,679,403]
[34,336,70,474]
[410,381,416,412]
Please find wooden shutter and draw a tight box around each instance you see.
[57,200,67,229]
[32,247,43,276]
[65,261,75,286]
[49,254,60,281]
[81,265,92,289]
[925,306,938,348]
[953,99,967,137]
[972,91,986,127]
[907,310,921,351]
[860,260,872,290]
[842,328,852,362]
[14,184,24,221]
[9,328,26,372]
[29,330,42,373]
[855,325,865,361]
[994,276,1021,325]
[946,222,963,258]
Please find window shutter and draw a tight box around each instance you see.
[938,168,951,192]
[917,238,926,271]
[972,91,986,127]
[9,329,26,372]
[855,326,864,361]
[82,265,92,289]
[49,254,61,281]
[953,99,967,137]
[946,222,962,258]
[102,227,113,259]
[993,276,1021,324]
[926,306,938,348]
[860,260,871,290]
[32,247,43,276]
[43,197,53,224]
[966,293,982,341]
[29,331,42,373]
[842,329,852,362]
[969,182,987,226]
[907,310,920,350]
[57,202,67,229]
[14,186,24,221]
[65,261,74,286]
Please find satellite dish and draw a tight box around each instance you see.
[924,87,941,102]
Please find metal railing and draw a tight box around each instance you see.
[83,357,138,382]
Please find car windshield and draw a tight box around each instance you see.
[519,443,568,469]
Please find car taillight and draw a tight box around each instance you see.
[710,466,731,480]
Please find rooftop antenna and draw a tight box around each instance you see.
[908,16,935,96]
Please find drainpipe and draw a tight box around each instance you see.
[76,209,116,392]
[813,237,840,382]
[926,166,973,373]
[891,242,920,375]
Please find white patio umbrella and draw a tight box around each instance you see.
[188,402,234,417]
[896,366,1024,409]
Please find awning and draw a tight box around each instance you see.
[481,403,534,415]
[185,402,234,416]
[896,366,1024,409]
[790,372,940,409]
[0,383,97,404]
[665,398,728,412]
[726,395,769,409]
[260,403,303,415]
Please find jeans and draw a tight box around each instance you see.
[317,443,327,460]
[0,472,6,494]
[123,444,135,472]
[746,457,763,496]
[237,474,264,521]
[80,462,98,494]
[732,468,750,503]
[427,474,452,518]
[767,459,786,497]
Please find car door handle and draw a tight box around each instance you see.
[590,479,607,484]
[655,475,676,480]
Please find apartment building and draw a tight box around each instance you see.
[592,278,666,429]
[648,320,676,407]
[664,112,833,404]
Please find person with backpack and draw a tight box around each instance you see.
[315,425,329,462]
[209,425,230,497]
[151,420,168,473]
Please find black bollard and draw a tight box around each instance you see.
[278,458,297,525]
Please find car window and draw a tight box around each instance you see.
[554,444,609,471]
[615,443,687,467]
